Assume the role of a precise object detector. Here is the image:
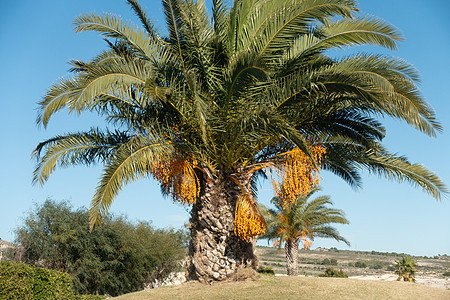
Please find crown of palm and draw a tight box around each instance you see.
[33,0,446,229]
[263,187,350,246]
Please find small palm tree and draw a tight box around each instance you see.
[395,256,417,282]
[262,187,349,276]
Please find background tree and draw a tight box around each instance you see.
[16,199,188,296]
[33,0,446,282]
[395,256,417,282]
[262,187,349,275]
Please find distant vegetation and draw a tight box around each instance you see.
[395,256,417,282]
[257,266,275,275]
[262,187,349,276]
[13,199,188,297]
[318,267,348,278]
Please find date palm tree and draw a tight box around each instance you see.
[262,187,349,276]
[34,0,445,282]
[395,256,417,282]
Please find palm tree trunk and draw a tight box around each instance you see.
[186,172,258,282]
[285,239,299,276]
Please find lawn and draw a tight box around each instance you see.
[112,275,450,300]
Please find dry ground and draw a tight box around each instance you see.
[113,275,450,300]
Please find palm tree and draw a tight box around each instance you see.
[262,187,349,276]
[33,0,446,282]
[395,256,417,282]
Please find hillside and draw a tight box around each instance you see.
[256,246,450,289]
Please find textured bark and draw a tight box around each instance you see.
[285,239,299,276]
[186,172,257,282]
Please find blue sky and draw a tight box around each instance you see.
[1,0,449,256]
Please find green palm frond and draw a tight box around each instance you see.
[126,0,159,40]
[32,129,131,186]
[38,58,151,127]
[262,186,350,247]
[361,150,447,200]
[212,0,229,41]
[252,0,358,58]
[163,0,186,68]
[74,12,163,61]
[90,136,173,229]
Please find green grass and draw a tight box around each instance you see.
[112,275,450,300]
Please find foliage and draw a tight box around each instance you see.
[32,0,446,246]
[443,271,450,277]
[354,261,367,268]
[394,256,417,282]
[16,199,188,296]
[371,263,383,270]
[0,261,73,299]
[262,187,350,249]
[386,265,396,272]
[257,266,275,275]
[321,258,338,266]
[318,267,348,278]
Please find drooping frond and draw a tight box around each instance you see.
[32,129,131,186]
[90,136,173,229]
[37,58,151,127]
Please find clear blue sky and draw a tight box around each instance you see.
[1,0,449,256]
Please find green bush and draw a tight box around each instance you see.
[16,199,188,297]
[321,258,338,265]
[371,263,383,270]
[257,266,275,275]
[442,271,450,277]
[354,261,367,268]
[318,267,348,278]
[0,261,73,299]
[386,265,396,271]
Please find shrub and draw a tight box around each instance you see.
[257,266,275,275]
[318,267,348,278]
[15,199,188,297]
[230,267,259,281]
[443,271,450,277]
[386,265,396,271]
[321,258,338,265]
[371,263,383,270]
[0,261,73,299]
[354,261,367,268]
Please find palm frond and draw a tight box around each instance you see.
[32,129,131,186]
[74,12,163,62]
[90,136,173,229]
